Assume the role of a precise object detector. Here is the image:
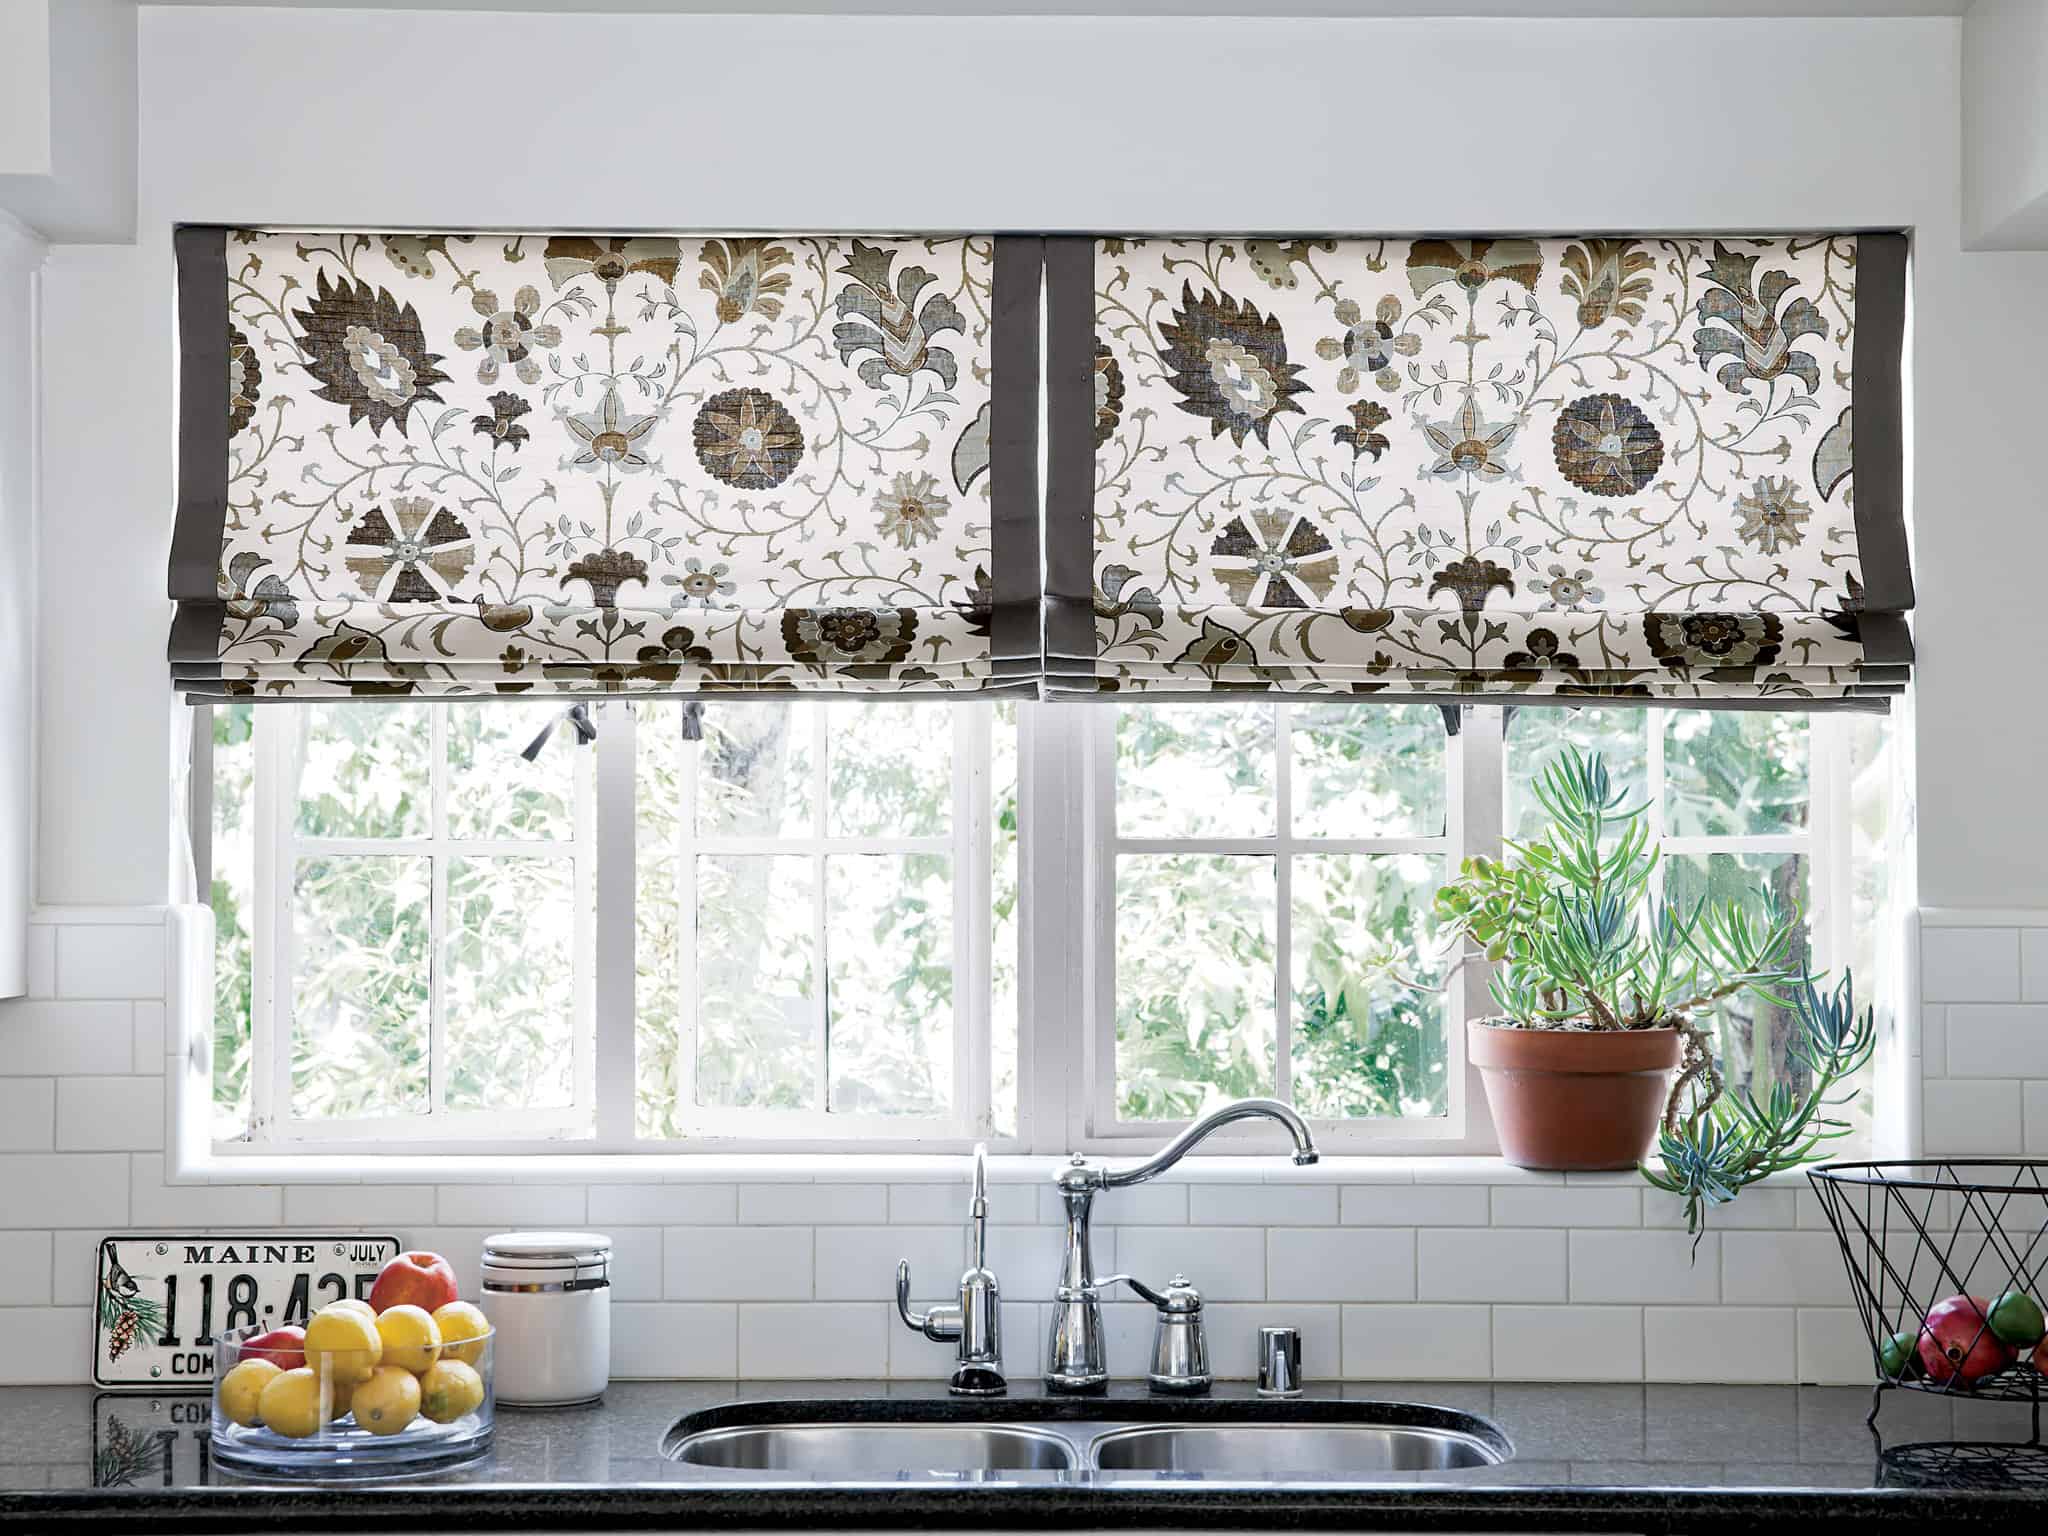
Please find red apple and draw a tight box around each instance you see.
[368,1251,459,1315]
[1919,1294,2017,1385]
[2034,1336,2048,1375]
[238,1325,305,1371]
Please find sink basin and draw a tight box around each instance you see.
[669,1422,1078,1476]
[1089,1421,1505,1474]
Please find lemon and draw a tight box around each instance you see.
[256,1367,326,1440]
[217,1357,280,1428]
[304,1307,382,1387]
[349,1365,422,1437]
[431,1301,490,1368]
[375,1303,442,1374]
[323,1297,377,1322]
[417,1358,485,1424]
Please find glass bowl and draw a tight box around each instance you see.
[209,1319,494,1477]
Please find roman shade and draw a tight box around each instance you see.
[1045,233,1910,709]
[172,228,1041,699]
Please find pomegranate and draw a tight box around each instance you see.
[1918,1294,2017,1385]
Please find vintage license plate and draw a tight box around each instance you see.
[90,1392,213,1488]
[92,1233,400,1389]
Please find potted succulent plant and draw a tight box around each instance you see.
[1434,748,1874,1234]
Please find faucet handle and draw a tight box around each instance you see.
[895,1260,962,1341]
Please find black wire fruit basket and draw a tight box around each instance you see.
[1810,1161,2048,1488]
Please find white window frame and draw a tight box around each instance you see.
[215,697,1883,1161]
[244,705,598,1146]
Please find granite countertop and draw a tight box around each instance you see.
[3,1377,2046,1530]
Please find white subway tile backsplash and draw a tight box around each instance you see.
[1342,1304,1491,1379]
[2027,1082,2048,1155]
[282,1183,437,1228]
[1045,1181,1185,1225]
[1206,1303,1341,1380]
[982,1222,1073,1290]
[1120,1225,1265,1301]
[130,1154,278,1226]
[0,1001,136,1075]
[738,1302,886,1377]
[1796,1307,1872,1385]
[816,1225,961,1301]
[0,1080,54,1151]
[588,1183,737,1226]
[435,1183,586,1226]
[1921,927,2020,1003]
[1920,1005,1947,1073]
[24,927,54,999]
[1646,1187,1796,1230]
[1645,1306,1794,1382]
[54,926,165,1001]
[1946,1005,2048,1078]
[1341,1184,1489,1227]
[55,1076,163,1151]
[606,1224,663,1302]
[2020,929,2048,1003]
[1191,1182,1337,1226]
[612,1303,737,1378]
[0,1153,127,1227]
[1268,1228,1413,1302]
[1923,1079,2025,1153]
[0,1231,52,1304]
[131,1004,167,1071]
[666,1225,811,1301]
[0,1308,91,1384]
[1419,1229,1566,1303]
[888,1181,1036,1226]
[1492,1306,1643,1381]
[1569,1230,1719,1304]
[738,1183,888,1225]
[1491,1185,1641,1228]
[1720,1230,1847,1306]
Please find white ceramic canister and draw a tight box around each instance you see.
[478,1231,612,1406]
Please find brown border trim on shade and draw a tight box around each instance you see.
[1851,230,1911,614]
[170,226,229,609]
[1043,237,1097,677]
[989,237,1044,679]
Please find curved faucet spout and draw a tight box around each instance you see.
[1097,1097,1319,1189]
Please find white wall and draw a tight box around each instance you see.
[0,1,52,178]
[0,215,43,996]
[31,4,2043,910]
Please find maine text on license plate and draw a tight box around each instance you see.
[93,1234,400,1389]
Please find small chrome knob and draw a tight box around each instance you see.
[1257,1325,1302,1397]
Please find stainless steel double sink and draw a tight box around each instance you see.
[664,1399,1510,1481]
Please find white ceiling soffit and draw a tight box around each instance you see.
[138,0,1974,16]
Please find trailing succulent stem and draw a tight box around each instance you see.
[1434,746,1872,1242]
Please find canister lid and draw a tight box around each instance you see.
[482,1231,611,1282]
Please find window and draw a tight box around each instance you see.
[205,699,1896,1157]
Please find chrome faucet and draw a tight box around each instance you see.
[1044,1097,1318,1392]
[895,1143,1005,1395]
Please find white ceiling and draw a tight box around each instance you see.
[137,0,1974,16]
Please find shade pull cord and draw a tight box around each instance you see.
[680,701,705,743]
[521,702,598,763]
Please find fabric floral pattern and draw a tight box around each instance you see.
[1081,234,1883,703]
[203,229,997,696]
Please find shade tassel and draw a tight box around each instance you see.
[521,702,598,763]
[680,701,705,743]
[1439,704,1463,738]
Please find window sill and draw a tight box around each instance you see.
[177,1145,1812,1192]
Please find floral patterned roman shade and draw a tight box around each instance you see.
[1045,233,1910,709]
[172,228,1040,699]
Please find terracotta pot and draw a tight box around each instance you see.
[1469,1021,1682,1171]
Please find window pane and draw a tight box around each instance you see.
[291,704,428,839]
[1505,706,1648,841]
[1664,850,1813,1103]
[209,704,256,1141]
[444,856,578,1113]
[827,854,953,1115]
[828,701,948,839]
[1291,854,1448,1118]
[698,701,816,839]
[290,855,430,1119]
[636,855,683,1138]
[445,703,577,841]
[990,700,1020,1140]
[697,854,817,1111]
[1115,853,1275,1119]
[1117,705,1275,838]
[1663,711,1809,836]
[1291,703,1445,838]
